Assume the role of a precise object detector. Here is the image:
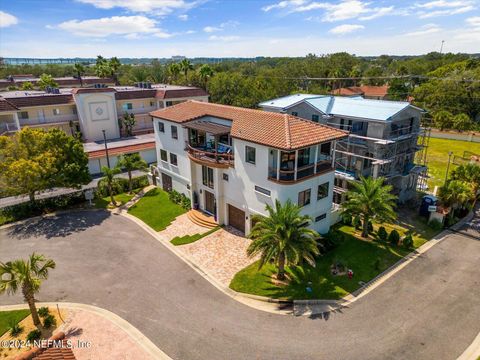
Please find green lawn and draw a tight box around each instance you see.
[94,192,136,209]
[171,226,221,246]
[0,309,30,336]
[128,188,186,231]
[230,229,410,300]
[426,138,480,190]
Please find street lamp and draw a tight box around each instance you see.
[102,129,111,169]
[444,151,453,185]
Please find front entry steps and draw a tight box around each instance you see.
[187,210,218,229]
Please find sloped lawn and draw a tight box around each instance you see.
[0,309,30,336]
[230,230,410,300]
[128,188,186,231]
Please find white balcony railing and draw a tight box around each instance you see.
[0,122,19,134]
[119,106,157,116]
[20,114,79,126]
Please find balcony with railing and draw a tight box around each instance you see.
[268,144,333,183]
[0,122,19,135]
[184,120,234,168]
[119,106,157,116]
[20,113,78,126]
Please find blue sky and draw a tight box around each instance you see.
[1,0,479,58]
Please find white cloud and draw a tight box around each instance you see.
[329,24,364,34]
[405,23,441,36]
[55,16,171,38]
[263,0,397,22]
[75,0,197,15]
[0,11,18,28]
[466,16,480,27]
[178,14,189,20]
[203,26,222,33]
[208,35,241,41]
[415,0,476,18]
[454,16,480,41]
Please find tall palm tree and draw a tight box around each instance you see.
[451,163,480,205]
[342,176,397,238]
[101,166,121,206]
[438,180,474,222]
[117,153,147,193]
[0,253,56,326]
[168,63,181,83]
[198,64,214,89]
[109,57,121,85]
[73,63,86,87]
[247,199,320,281]
[179,59,193,81]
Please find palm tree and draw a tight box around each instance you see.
[198,64,214,89]
[342,176,397,238]
[451,163,480,205]
[109,57,121,85]
[117,153,147,193]
[0,253,56,326]
[73,63,86,87]
[168,63,181,83]
[438,180,474,222]
[101,166,121,206]
[179,59,193,81]
[247,199,320,281]
[37,74,58,90]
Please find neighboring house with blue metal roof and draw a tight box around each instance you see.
[259,94,428,204]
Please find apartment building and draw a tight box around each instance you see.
[150,101,347,234]
[259,94,427,203]
[0,75,114,90]
[0,84,208,174]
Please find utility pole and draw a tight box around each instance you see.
[102,129,111,169]
[440,40,445,54]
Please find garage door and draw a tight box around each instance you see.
[228,204,245,233]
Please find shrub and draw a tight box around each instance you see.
[26,329,42,342]
[96,175,149,197]
[377,226,388,241]
[368,221,374,233]
[342,213,352,226]
[353,216,362,230]
[388,229,400,245]
[8,320,23,337]
[403,234,414,249]
[428,219,443,230]
[38,307,50,318]
[168,190,191,210]
[43,314,56,329]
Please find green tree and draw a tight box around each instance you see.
[247,199,320,281]
[438,180,474,222]
[73,63,86,87]
[37,74,58,90]
[168,63,181,82]
[452,113,473,131]
[432,110,453,131]
[122,113,136,137]
[101,166,121,206]
[450,163,480,205]
[387,78,410,101]
[21,82,34,90]
[179,59,194,81]
[0,253,56,326]
[0,128,90,201]
[109,57,121,85]
[117,153,147,193]
[198,64,214,89]
[342,177,397,238]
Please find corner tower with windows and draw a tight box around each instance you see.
[150,100,347,235]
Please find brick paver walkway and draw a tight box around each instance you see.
[157,213,211,240]
[176,226,258,286]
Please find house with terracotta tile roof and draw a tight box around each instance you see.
[259,94,428,203]
[0,74,114,90]
[0,84,208,174]
[331,85,389,100]
[150,100,347,234]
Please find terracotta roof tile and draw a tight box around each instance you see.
[0,98,19,111]
[332,85,389,98]
[157,88,208,99]
[87,141,156,159]
[115,89,157,100]
[6,94,74,108]
[150,101,347,150]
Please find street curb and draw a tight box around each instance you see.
[457,330,480,360]
[0,302,171,360]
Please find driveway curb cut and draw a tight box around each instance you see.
[0,302,171,360]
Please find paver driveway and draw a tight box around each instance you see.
[0,210,479,360]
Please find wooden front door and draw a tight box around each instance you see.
[204,191,215,215]
[161,173,172,192]
[228,204,245,233]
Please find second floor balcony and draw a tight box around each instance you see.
[184,120,234,168]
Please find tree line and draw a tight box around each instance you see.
[2,52,479,130]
